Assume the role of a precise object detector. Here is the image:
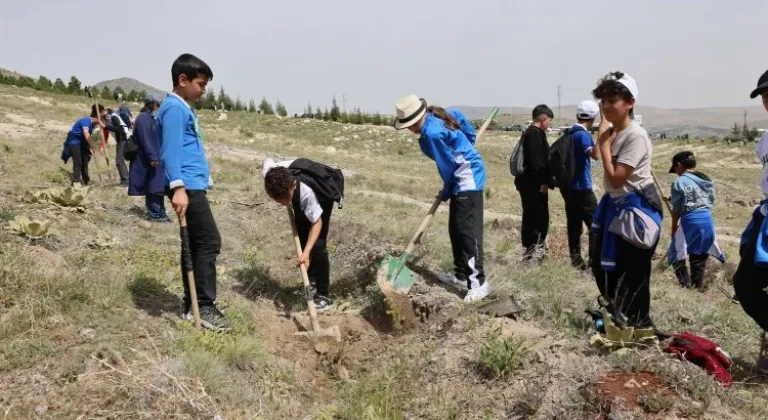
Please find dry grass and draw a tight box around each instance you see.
[0,84,767,419]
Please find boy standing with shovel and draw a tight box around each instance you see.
[158,53,229,331]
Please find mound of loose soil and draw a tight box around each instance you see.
[588,370,674,416]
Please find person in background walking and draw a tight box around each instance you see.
[515,105,554,263]
[733,69,768,372]
[394,95,491,303]
[61,104,107,185]
[667,151,724,290]
[590,72,662,329]
[105,108,131,186]
[560,100,600,270]
[128,95,169,222]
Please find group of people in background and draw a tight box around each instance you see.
[59,54,768,369]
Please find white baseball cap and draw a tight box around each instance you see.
[617,73,639,100]
[576,100,599,119]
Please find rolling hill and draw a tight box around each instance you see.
[453,104,767,137]
[93,77,166,101]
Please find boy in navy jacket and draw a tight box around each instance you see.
[158,53,229,331]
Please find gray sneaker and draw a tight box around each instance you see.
[313,295,332,313]
[200,305,231,331]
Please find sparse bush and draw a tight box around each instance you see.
[476,328,529,379]
[259,97,274,115]
[275,100,287,117]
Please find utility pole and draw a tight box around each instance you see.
[557,85,562,127]
[744,109,748,128]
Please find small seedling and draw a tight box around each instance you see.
[476,327,529,379]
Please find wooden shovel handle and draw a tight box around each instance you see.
[287,206,321,333]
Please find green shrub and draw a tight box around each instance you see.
[476,328,529,379]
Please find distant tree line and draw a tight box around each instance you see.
[0,72,394,125]
[726,122,761,143]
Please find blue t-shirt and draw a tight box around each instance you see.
[570,124,595,190]
[66,116,94,146]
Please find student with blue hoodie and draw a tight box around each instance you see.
[128,95,169,222]
[61,104,107,185]
[733,70,768,370]
[667,151,725,290]
[158,53,229,331]
[394,95,491,303]
[590,72,662,328]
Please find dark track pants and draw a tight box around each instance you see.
[449,191,486,289]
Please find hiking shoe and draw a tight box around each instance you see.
[437,273,465,288]
[464,282,492,303]
[198,305,231,331]
[183,302,228,320]
[148,215,172,223]
[313,295,332,313]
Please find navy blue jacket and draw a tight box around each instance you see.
[128,111,165,196]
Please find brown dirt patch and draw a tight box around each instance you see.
[588,370,674,415]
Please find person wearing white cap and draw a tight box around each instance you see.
[559,100,600,270]
[589,71,662,329]
[394,95,491,303]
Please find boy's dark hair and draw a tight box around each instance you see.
[264,167,295,200]
[592,71,634,101]
[592,71,635,119]
[171,53,214,87]
[532,104,554,122]
[90,104,105,118]
[673,151,696,170]
[427,105,461,131]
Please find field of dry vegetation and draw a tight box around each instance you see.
[1,84,768,419]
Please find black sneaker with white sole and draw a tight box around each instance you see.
[182,303,231,331]
[313,295,332,313]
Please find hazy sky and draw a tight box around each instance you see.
[1,0,766,114]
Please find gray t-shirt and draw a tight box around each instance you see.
[605,123,654,198]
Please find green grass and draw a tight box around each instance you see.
[476,327,530,379]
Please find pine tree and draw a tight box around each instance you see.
[373,112,383,125]
[323,107,331,121]
[248,98,256,113]
[35,75,52,91]
[341,112,349,123]
[305,102,313,116]
[234,96,244,111]
[352,107,364,124]
[90,86,101,99]
[259,97,274,115]
[315,106,323,119]
[330,96,341,121]
[67,76,82,94]
[218,86,233,110]
[275,100,288,117]
[125,90,138,102]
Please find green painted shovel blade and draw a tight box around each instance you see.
[378,254,415,294]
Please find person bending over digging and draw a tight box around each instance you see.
[667,151,725,291]
[61,104,107,186]
[590,72,662,329]
[262,158,343,313]
[393,95,491,303]
[733,69,768,372]
[158,53,230,331]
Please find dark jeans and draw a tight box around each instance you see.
[145,193,168,220]
[673,254,709,289]
[115,140,128,182]
[68,143,91,185]
[449,191,485,289]
[560,188,598,267]
[590,232,656,328]
[519,188,549,258]
[733,210,768,331]
[170,190,221,306]
[295,201,333,297]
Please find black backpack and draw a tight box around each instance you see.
[123,136,140,161]
[289,158,345,209]
[548,129,576,190]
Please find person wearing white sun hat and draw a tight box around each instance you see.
[589,71,662,329]
[394,94,491,303]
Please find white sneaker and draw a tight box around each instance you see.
[437,273,465,288]
[464,282,491,303]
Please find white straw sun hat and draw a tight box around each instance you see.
[394,94,427,130]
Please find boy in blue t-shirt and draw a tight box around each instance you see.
[62,104,107,185]
[560,100,600,270]
[158,53,229,331]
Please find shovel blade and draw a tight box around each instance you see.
[478,296,525,318]
[377,255,415,294]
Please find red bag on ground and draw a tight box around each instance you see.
[664,332,733,386]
